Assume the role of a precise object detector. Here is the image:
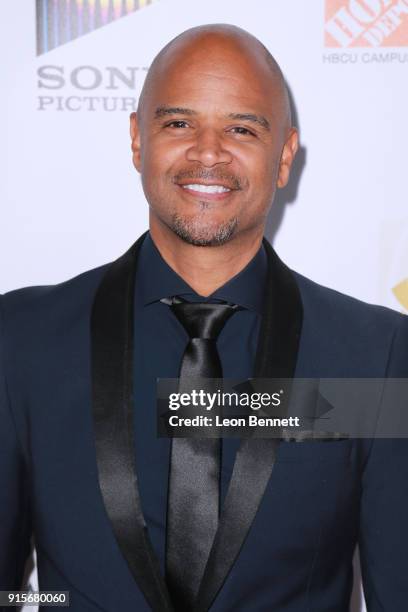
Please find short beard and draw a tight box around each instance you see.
[170,213,238,246]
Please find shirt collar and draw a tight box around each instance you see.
[137,232,266,315]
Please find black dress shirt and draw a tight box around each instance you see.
[133,232,267,572]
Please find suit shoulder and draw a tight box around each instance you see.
[292,271,408,376]
[293,270,406,333]
[0,262,110,336]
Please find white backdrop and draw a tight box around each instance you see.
[2,1,408,610]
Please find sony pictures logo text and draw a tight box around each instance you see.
[325,0,408,47]
[36,65,148,112]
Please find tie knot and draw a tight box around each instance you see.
[166,299,239,340]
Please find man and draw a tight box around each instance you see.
[0,23,407,612]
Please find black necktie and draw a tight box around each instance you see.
[163,297,239,610]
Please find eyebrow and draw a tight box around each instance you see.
[154,106,197,118]
[154,106,270,130]
[227,112,270,131]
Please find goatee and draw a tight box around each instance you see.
[170,214,238,246]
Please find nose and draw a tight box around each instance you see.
[185,127,233,167]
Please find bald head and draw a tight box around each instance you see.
[130,23,299,251]
[138,24,291,129]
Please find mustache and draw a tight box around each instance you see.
[173,168,243,190]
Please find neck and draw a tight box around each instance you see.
[149,217,264,297]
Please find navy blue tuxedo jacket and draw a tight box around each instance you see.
[1,235,408,611]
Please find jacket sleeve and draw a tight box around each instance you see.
[0,295,32,591]
[359,314,408,611]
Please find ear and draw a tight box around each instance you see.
[129,111,142,173]
[277,128,299,189]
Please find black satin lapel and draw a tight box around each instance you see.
[194,238,303,612]
[91,231,174,612]
[255,238,303,379]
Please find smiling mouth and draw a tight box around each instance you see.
[181,183,231,194]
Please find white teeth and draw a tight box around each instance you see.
[182,183,231,194]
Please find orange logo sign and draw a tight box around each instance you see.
[325,0,408,47]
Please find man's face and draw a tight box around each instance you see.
[131,39,298,246]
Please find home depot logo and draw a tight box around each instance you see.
[325,0,408,47]
[36,0,156,56]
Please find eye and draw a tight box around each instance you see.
[165,120,190,129]
[228,126,256,137]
